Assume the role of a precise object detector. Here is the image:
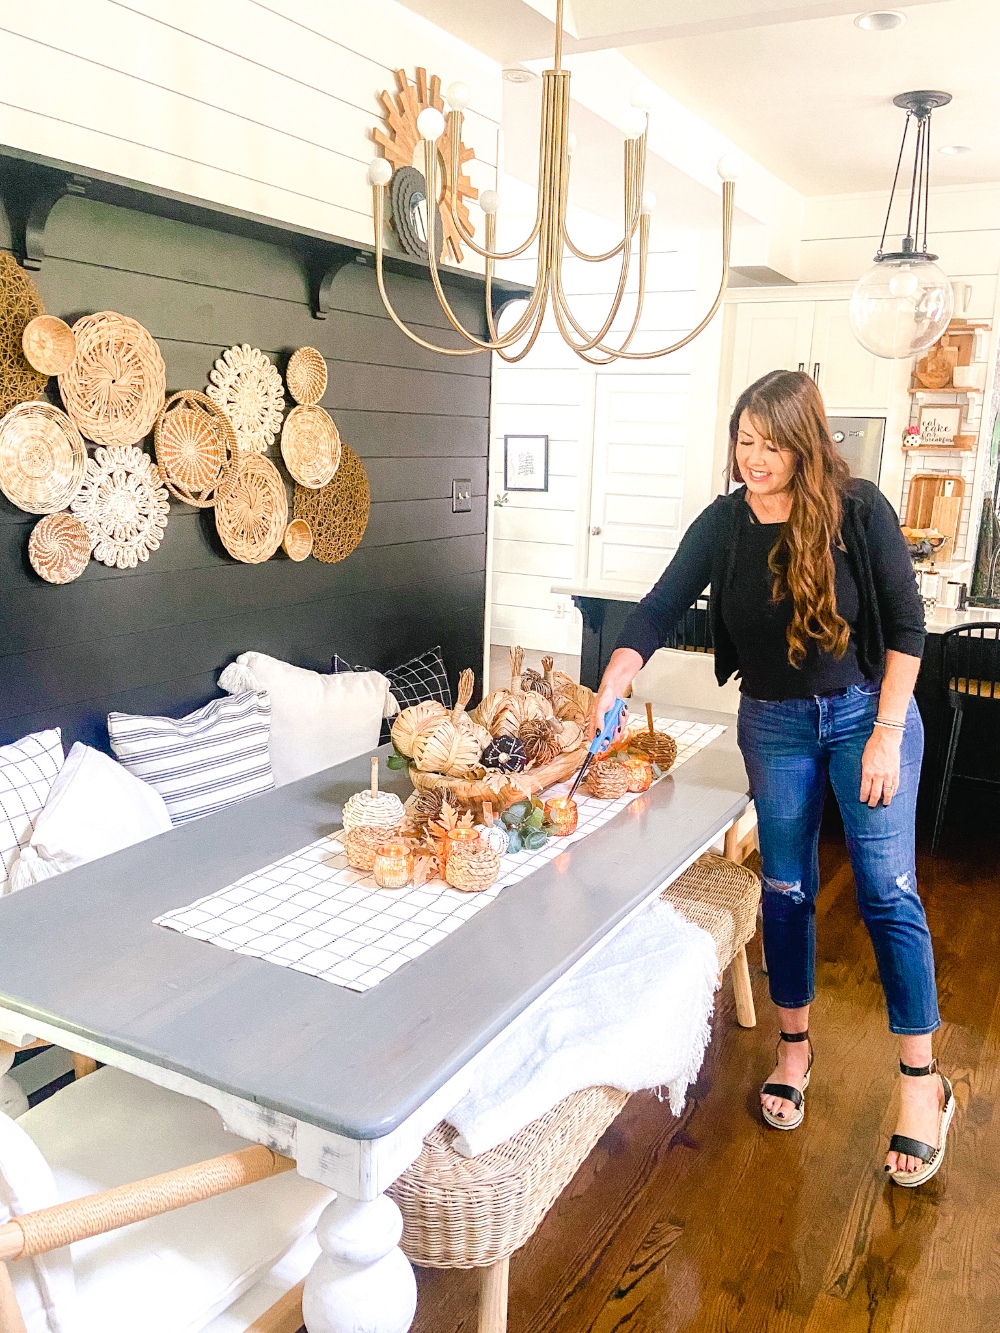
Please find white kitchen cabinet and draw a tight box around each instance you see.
[729,300,816,406]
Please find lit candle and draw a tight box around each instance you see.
[372,841,414,890]
[444,826,480,868]
[544,796,579,836]
[623,755,654,793]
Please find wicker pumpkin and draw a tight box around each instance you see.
[391,699,448,758]
[445,842,501,892]
[556,719,585,753]
[518,718,562,768]
[411,670,486,777]
[472,646,553,738]
[522,659,553,700]
[343,825,390,872]
[586,759,630,800]
[629,703,678,773]
[342,756,406,836]
[552,675,594,727]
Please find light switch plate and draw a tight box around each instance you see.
[451,479,472,513]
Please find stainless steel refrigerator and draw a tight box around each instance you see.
[828,416,885,486]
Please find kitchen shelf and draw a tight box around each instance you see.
[903,442,976,454]
[908,385,984,395]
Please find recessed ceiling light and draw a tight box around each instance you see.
[939,144,973,155]
[855,11,906,30]
[502,67,537,83]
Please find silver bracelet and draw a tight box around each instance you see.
[874,718,905,731]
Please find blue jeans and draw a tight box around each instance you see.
[737,685,939,1036]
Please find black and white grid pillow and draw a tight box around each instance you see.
[332,646,453,744]
[0,729,64,894]
[108,692,274,825]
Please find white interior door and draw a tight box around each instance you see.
[729,300,816,406]
[809,299,894,410]
[587,375,686,588]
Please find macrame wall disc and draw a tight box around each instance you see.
[71,444,171,569]
[280,404,341,489]
[285,346,327,406]
[28,512,93,584]
[59,311,166,446]
[0,252,48,414]
[214,452,288,564]
[0,401,87,515]
[292,443,370,564]
[154,390,237,508]
[206,343,284,454]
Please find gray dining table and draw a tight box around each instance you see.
[0,700,748,1333]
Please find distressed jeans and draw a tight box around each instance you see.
[737,684,940,1036]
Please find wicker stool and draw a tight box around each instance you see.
[389,851,761,1332]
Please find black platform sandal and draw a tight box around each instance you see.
[887,1058,954,1188]
[760,1030,813,1131]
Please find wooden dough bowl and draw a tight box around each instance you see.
[409,745,589,809]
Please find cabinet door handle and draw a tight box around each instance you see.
[798,362,805,372]
[812,362,820,382]
[590,525,602,536]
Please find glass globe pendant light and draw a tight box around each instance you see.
[850,91,954,359]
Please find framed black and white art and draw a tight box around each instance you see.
[503,434,549,492]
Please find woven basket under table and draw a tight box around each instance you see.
[388,852,760,1269]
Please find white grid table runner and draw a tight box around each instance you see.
[155,717,726,992]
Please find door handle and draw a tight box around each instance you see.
[590,525,602,536]
[812,362,820,382]
[797,362,805,372]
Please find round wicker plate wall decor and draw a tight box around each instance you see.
[282,518,313,561]
[28,512,93,584]
[292,444,370,564]
[286,347,327,406]
[206,344,284,454]
[0,252,48,414]
[0,401,87,514]
[22,315,76,375]
[280,404,341,489]
[154,390,237,508]
[71,445,171,569]
[215,452,288,564]
[59,312,166,447]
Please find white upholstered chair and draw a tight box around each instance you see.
[0,1066,331,1333]
[631,647,742,715]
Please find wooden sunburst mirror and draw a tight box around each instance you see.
[373,67,477,264]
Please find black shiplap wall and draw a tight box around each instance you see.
[0,195,492,751]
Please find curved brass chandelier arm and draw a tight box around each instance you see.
[491,281,551,363]
[551,217,650,364]
[446,105,544,261]
[563,133,645,263]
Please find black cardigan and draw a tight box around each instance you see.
[616,480,925,686]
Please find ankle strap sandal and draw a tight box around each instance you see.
[761,1030,813,1131]
[887,1058,954,1188]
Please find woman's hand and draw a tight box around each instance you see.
[860,726,903,807]
[589,648,643,743]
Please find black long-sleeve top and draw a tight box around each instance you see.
[616,480,925,694]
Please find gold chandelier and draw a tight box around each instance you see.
[366,0,738,365]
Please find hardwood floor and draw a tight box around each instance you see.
[409,795,1000,1332]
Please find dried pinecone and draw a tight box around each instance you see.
[518,718,562,768]
[406,785,458,829]
[521,664,554,700]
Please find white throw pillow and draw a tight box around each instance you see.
[7,744,172,893]
[219,653,397,787]
[0,730,64,897]
[108,692,273,825]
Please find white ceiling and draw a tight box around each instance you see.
[398,0,1000,195]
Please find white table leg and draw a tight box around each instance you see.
[302,1192,417,1333]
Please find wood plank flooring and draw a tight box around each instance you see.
[408,794,1000,1332]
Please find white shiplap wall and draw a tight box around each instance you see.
[0,0,500,253]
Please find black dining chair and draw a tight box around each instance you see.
[932,622,1000,853]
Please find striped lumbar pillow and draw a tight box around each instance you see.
[108,692,274,825]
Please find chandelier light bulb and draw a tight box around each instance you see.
[445,82,470,111]
[640,191,657,216]
[479,189,501,215]
[367,158,393,186]
[630,81,657,111]
[717,153,742,181]
[567,132,577,157]
[416,107,446,141]
[887,264,920,299]
[623,108,647,139]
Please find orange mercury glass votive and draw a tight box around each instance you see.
[623,754,654,793]
[372,841,414,890]
[443,826,480,868]
[544,796,579,836]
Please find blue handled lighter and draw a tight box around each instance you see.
[566,697,628,801]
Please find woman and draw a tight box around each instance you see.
[591,370,952,1186]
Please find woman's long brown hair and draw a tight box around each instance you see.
[727,370,851,669]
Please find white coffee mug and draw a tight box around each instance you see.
[952,281,972,315]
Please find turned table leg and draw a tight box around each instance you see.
[302,1193,417,1333]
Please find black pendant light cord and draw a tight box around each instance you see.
[874,92,951,263]
[877,113,910,259]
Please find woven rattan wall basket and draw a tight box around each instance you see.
[154,390,237,508]
[215,453,288,564]
[59,312,166,446]
[22,315,76,376]
[206,344,284,454]
[282,518,313,561]
[285,346,327,406]
[0,252,48,414]
[280,405,341,489]
[71,444,171,569]
[0,401,87,515]
[28,512,93,585]
[292,444,370,563]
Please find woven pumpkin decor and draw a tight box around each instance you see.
[472,646,553,738]
[445,842,501,893]
[0,401,87,515]
[556,719,585,753]
[214,453,287,564]
[391,700,448,759]
[586,758,630,801]
[0,252,48,415]
[71,445,170,569]
[522,658,554,700]
[154,390,237,508]
[60,312,166,446]
[343,824,389,873]
[28,512,93,585]
[411,669,485,777]
[206,344,284,454]
[292,444,370,564]
[342,757,406,836]
[518,718,562,768]
[629,703,678,773]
